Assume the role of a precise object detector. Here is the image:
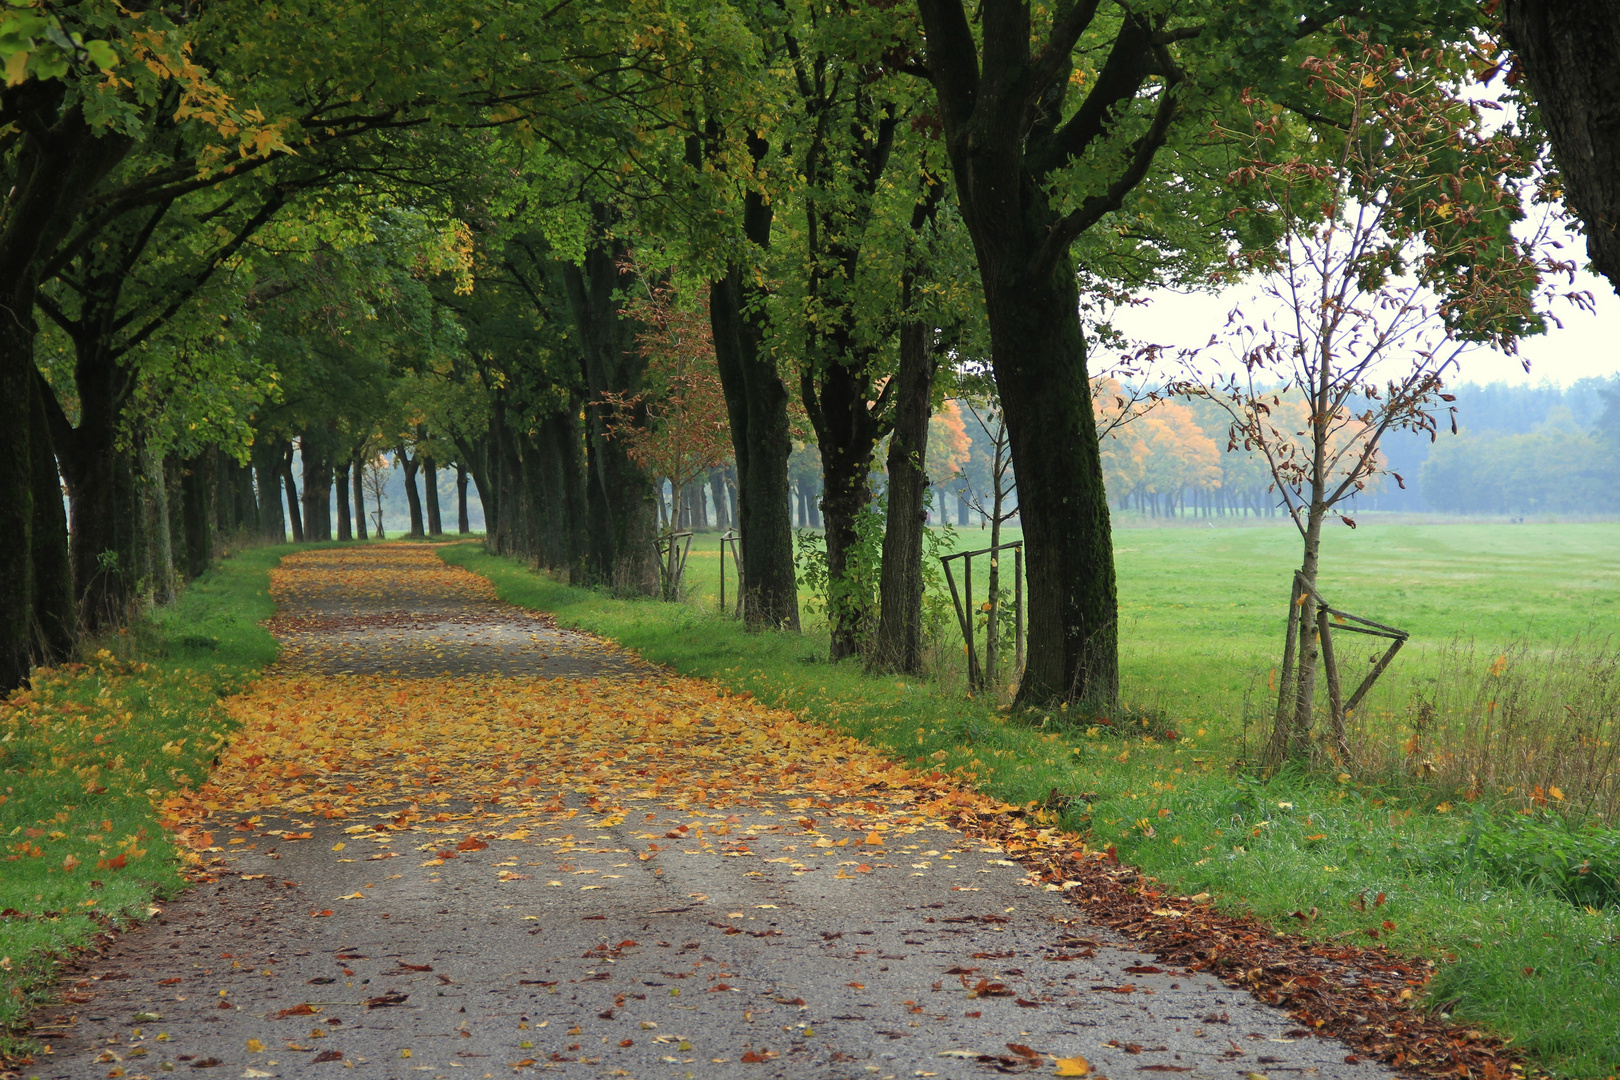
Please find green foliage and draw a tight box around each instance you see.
[1425,809,1620,911]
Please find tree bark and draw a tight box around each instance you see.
[352,452,369,540]
[29,373,74,663]
[0,94,130,685]
[708,467,729,530]
[915,1,1187,708]
[805,354,885,659]
[0,295,36,689]
[254,449,286,542]
[180,452,214,581]
[1501,1,1620,295]
[871,316,936,675]
[139,445,175,608]
[706,135,799,629]
[300,435,333,541]
[561,220,658,594]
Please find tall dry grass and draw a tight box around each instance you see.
[1349,636,1620,823]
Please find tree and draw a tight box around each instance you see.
[604,263,733,589]
[1499,2,1620,296]
[910,0,1497,709]
[1175,34,1562,764]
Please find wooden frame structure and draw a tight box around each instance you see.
[939,541,1024,692]
[654,530,694,601]
[718,530,742,617]
[1275,571,1409,759]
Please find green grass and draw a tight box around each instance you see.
[0,544,287,1048]
[443,525,1620,1079]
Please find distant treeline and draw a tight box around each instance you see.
[928,379,1620,523]
[1378,379,1620,515]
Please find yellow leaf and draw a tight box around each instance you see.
[1054,1056,1090,1077]
[246,1038,265,1053]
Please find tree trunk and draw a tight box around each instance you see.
[871,317,936,675]
[29,374,74,663]
[456,462,470,534]
[49,330,143,633]
[300,436,333,542]
[399,446,425,538]
[806,344,888,659]
[0,94,131,686]
[424,454,443,535]
[1,302,37,689]
[335,458,353,541]
[139,446,175,608]
[352,452,369,541]
[180,452,214,581]
[1284,512,1327,761]
[561,221,659,594]
[254,447,286,542]
[708,467,730,530]
[524,404,590,578]
[708,167,800,630]
[984,275,1119,709]
[1501,1,1620,295]
[280,444,304,543]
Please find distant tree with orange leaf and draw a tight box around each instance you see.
[603,266,732,534]
[927,400,971,520]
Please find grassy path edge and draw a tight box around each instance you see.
[0,545,290,1053]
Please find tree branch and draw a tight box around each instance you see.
[1031,71,1183,278]
[1028,14,1154,179]
[915,0,980,133]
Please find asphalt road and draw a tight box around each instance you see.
[24,544,1393,1080]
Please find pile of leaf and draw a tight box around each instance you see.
[937,804,1542,1080]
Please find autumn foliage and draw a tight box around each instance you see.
[603,265,731,526]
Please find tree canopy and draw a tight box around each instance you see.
[0,0,1595,705]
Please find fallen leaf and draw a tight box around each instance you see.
[1054,1056,1091,1077]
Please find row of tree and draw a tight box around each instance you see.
[4,2,1617,758]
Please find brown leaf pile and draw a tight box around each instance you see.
[946,805,1540,1080]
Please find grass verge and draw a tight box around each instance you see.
[0,544,287,1050]
[441,543,1620,1079]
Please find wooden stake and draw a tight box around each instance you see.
[1268,572,1304,763]
[1318,609,1349,760]
[1344,637,1405,716]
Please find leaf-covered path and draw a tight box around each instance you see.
[26,545,1391,1080]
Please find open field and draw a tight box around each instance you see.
[678,519,1618,709]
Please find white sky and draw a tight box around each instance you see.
[1110,264,1620,389]
[1108,179,1620,392]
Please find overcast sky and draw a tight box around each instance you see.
[1107,212,1620,390]
[1109,266,1619,390]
